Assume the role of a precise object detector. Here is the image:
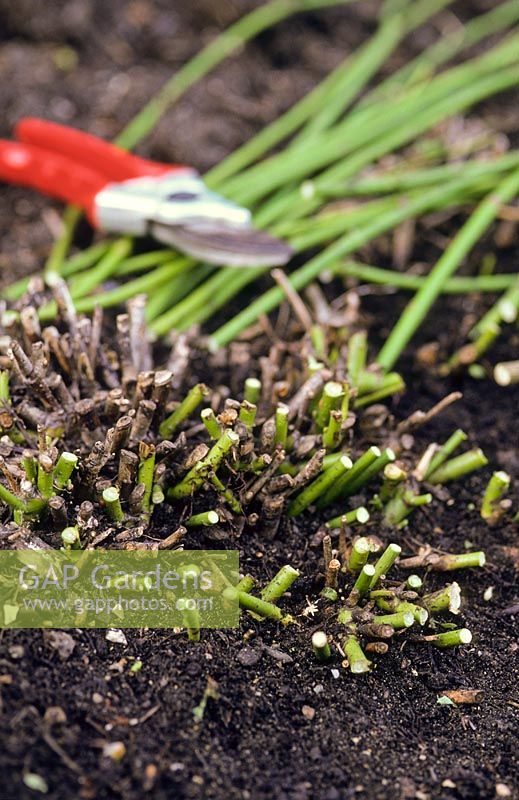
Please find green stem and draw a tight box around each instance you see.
[342,634,372,673]
[379,463,407,503]
[2,242,111,302]
[481,470,510,521]
[71,258,192,315]
[168,430,239,500]
[228,43,519,205]
[369,543,401,588]
[321,150,519,197]
[494,360,519,387]
[422,582,461,615]
[347,537,370,572]
[354,373,405,407]
[225,587,283,621]
[0,371,10,404]
[22,454,37,483]
[217,0,458,191]
[287,455,352,516]
[427,448,488,484]
[69,238,133,297]
[138,448,156,514]
[344,448,396,495]
[239,401,258,430]
[37,461,54,500]
[312,631,331,662]
[152,485,165,505]
[351,564,376,600]
[383,488,432,527]
[294,4,411,142]
[201,408,222,439]
[208,473,243,514]
[470,275,519,339]
[244,378,261,405]
[425,429,467,478]
[317,446,381,508]
[322,410,343,451]
[325,506,370,529]
[362,0,519,112]
[114,249,178,276]
[145,265,214,323]
[260,565,299,602]
[160,384,209,438]
[346,332,367,386]
[38,239,133,321]
[375,610,414,628]
[0,482,29,511]
[61,525,81,549]
[314,381,344,431]
[377,164,519,370]
[274,404,289,447]
[54,452,78,490]
[210,169,502,348]
[185,510,220,527]
[102,487,125,523]
[429,628,472,647]
[334,260,519,294]
[236,575,256,593]
[375,598,428,625]
[43,205,81,279]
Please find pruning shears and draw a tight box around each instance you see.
[0,117,292,267]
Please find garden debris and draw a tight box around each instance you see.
[439,689,484,705]
[105,629,128,645]
[43,630,76,661]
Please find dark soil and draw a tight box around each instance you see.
[0,2,518,799]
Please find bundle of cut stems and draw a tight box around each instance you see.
[5,0,519,369]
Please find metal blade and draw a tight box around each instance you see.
[151,221,293,268]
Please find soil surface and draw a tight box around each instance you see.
[0,2,518,799]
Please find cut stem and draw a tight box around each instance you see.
[185,510,220,527]
[343,634,372,674]
[428,628,472,648]
[481,470,510,523]
[312,631,331,662]
[422,582,461,615]
[375,610,414,629]
[102,487,124,523]
[350,564,376,602]
[54,452,78,490]
[287,455,352,516]
[224,587,283,621]
[369,543,402,589]
[318,446,381,507]
[428,448,488,484]
[244,378,261,405]
[160,384,209,438]
[261,565,299,603]
[201,408,222,439]
[168,430,239,500]
[325,506,370,529]
[274,404,289,447]
[425,429,467,478]
[347,537,371,573]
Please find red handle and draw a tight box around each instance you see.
[16,118,185,181]
[0,140,106,220]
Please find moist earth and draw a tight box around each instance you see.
[0,2,518,799]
